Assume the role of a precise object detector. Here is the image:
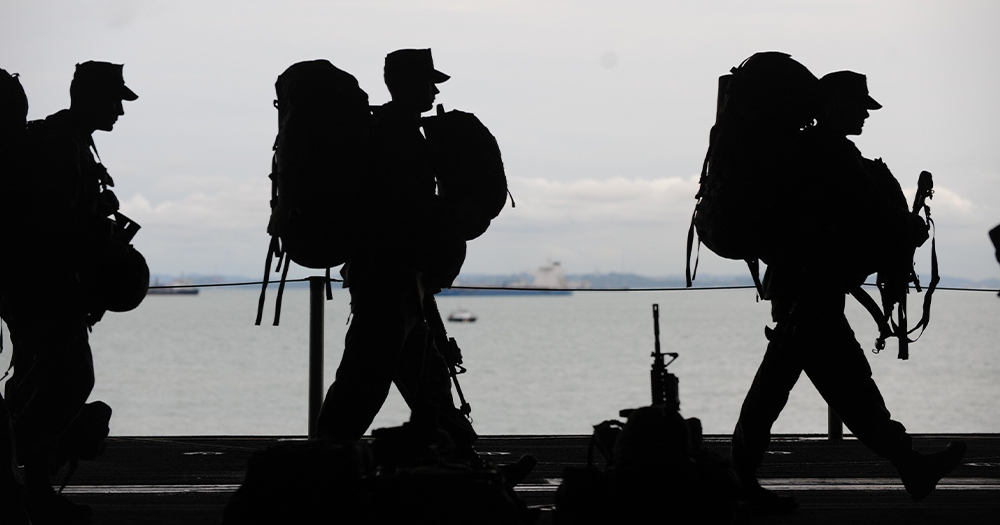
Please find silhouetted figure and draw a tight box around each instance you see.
[0,67,33,525]
[991,224,1000,266]
[1,61,138,524]
[992,224,1000,296]
[731,68,966,513]
[316,49,478,459]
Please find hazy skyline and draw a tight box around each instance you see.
[2,0,998,280]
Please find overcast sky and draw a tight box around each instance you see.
[2,0,998,280]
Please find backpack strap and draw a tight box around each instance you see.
[905,203,939,345]
[850,287,892,353]
[684,210,700,288]
[254,235,279,326]
[272,251,291,326]
[685,128,717,288]
[860,217,938,361]
[746,258,764,299]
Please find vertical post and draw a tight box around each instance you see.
[828,405,843,441]
[308,276,325,439]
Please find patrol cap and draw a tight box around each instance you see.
[384,49,449,85]
[819,71,880,110]
[72,61,138,101]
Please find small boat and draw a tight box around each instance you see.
[447,308,477,323]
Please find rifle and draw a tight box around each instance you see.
[873,170,937,360]
[423,295,472,419]
[620,304,679,418]
[649,304,680,409]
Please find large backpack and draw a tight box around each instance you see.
[1,68,28,246]
[685,52,821,290]
[0,68,28,351]
[556,408,739,524]
[1,67,28,245]
[255,60,373,326]
[421,104,510,241]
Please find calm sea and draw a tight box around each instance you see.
[2,286,998,436]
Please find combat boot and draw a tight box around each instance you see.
[24,484,93,524]
[737,469,798,516]
[897,441,966,502]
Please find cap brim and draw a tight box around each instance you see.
[122,85,138,101]
[431,70,450,84]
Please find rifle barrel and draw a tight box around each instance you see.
[653,304,661,357]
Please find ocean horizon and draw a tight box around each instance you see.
[4,283,996,437]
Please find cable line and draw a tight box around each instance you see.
[146,279,999,294]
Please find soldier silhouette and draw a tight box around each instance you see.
[2,61,138,524]
[316,49,478,459]
[991,224,1000,266]
[0,66,32,525]
[731,69,966,514]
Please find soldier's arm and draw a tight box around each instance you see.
[34,133,84,215]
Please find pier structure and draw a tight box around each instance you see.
[26,277,1000,522]
[57,433,1000,524]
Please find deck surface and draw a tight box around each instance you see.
[34,433,1000,524]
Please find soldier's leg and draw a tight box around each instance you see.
[800,313,966,501]
[800,315,911,459]
[316,283,410,442]
[13,321,95,467]
[10,320,95,522]
[394,319,476,450]
[731,323,804,476]
[2,304,38,415]
[0,393,31,525]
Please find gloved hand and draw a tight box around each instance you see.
[97,189,120,216]
[907,214,930,248]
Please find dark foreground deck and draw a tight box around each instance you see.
[49,434,999,524]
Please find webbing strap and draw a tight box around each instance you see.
[254,237,278,326]
[686,127,718,288]
[685,209,699,288]
[746,258,763,298]
[906,217,939,342]
[850,287,892,353]
[272,259,291,326]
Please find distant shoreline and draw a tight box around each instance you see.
[148,272,1000,291]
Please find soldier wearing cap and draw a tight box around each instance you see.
[2,60,137,523]
[731,69,965,513]
[317,49,478,459]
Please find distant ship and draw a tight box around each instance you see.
[447,308,477,322]
[439,261,578,296]
[147,278,200,295]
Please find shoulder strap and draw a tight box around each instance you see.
[850,287,892,354]
[904,213,939,344]
[685,126,719,288]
